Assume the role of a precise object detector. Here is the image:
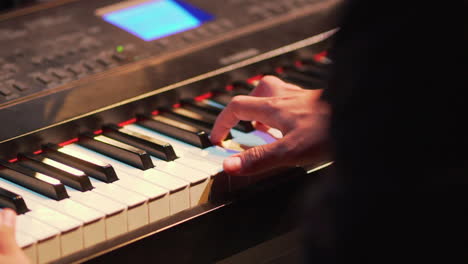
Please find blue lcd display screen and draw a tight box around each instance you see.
[103,0,214,41]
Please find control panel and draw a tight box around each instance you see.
[0,0,324,103]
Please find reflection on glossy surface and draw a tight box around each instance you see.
[34,172,61,185]
[42,158,86,177]
[95,135,144,154]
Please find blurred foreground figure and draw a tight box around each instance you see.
[212,0,467,263]
[0,209,29,264]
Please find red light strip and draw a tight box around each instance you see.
[151,110,160,115]
[58,138,79,147]
[275,67,284,74]
[33,150,43,155]
[94,130,103,135]
[118,118,137,127]
[314,51,328,62]
[8,158,18,163]
[247,75,263,84]
[194,92,213,102]
[225,85,234,91]
[172,103,181,108]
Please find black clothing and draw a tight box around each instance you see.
[308,1,468,263]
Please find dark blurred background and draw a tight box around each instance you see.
[0,0,49,12]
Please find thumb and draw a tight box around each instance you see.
[223,140,290,176]
[0,209,18,253]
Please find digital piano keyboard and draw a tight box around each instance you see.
[0,0,341,263]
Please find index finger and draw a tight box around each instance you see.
[250,75,302,97]
[210,95,283,144]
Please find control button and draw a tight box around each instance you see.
[9,81,28,92]
[88,26,102,34]
[111,53,126,62]
[52,52,65,60]
[154,38,170,51]
[2,64,18,73]
[193,27,211,37]
[169,36,187,49]
[79,38,101,51]
[66,49,77,56]
[31,56,43,66]
[0,86,12,96]
[247,6,272,19]
[44,55,56,63]
[65,65,84,76]
[262,3,288,14]
[5,94,20,101]
[81,61,103,72]
[14,49,24,58]
[96,57,114,67]
[33,74,54,85]
[49,69,71,80]
[181,31,198,42]
[219,19,234,29]
[205,23,224,34]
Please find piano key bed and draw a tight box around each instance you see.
[0,38,335,264]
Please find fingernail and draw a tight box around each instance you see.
[224,157,242,173]
[3,209,15,228]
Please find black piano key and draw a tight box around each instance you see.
[102,124,178,161]
[78,132,154,170]
[300,58,332,67]
[0,186,29,214]
[137,114,212,149]
[42,144,119,183]
[160,110,234,141]
[0,161,69,201]
[280,67,325,89]
[231,80,255,91]
[296,62,330,79]
[181,100,254,132]
[17,154,94,192]
[209,93,233,106]
[174,107,217,123]
[174,107,254,133]
[181,99,223,115]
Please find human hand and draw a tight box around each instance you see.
[0,209,30,264]
[211,75,331,176]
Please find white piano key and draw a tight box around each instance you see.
[53,146,170,223]
[41,151,149,231]
[15,231,37,264]
[0,176,106,248]
[65,188,127,239]
[150,157,211,207]
[39,158,128,238]
[59,144,159,230]
[87,178,148,231]
[124,124,225,176]
[204,99,225,109]
[1,172,105,247]
[175,155,222,175]
[16,214,61,264]
[126,123,279,190]
[125,124,227,164]
[111,176,169,222]
[0,178,83,257]
[60,144,190,215]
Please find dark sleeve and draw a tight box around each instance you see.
[313,0,468,262]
